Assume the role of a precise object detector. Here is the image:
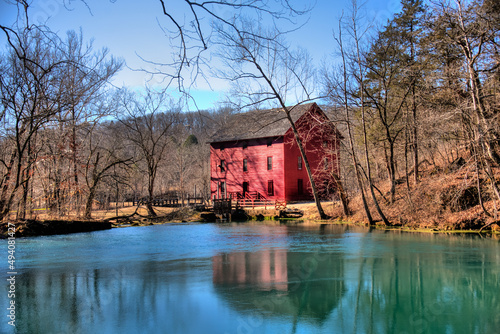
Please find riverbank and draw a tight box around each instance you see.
[0,207,202,238]
[0,219,112,238]
[232,156,500,235]
[2,156,499,237]
[2,200,499,238]
[292,158,500,234]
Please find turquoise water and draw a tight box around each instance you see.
[1,223,500,334]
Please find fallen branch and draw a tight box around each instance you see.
[479,220,499,233]
[103,203,154,222]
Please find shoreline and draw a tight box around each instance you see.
[0,219,112,238]
[3,207,499,238]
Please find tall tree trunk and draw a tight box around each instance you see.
[19,132,36,220]
[331,171,350,216]
[18,177,29,220]
[362,113,390,225]
[354,17,390,226]
[285,112,328,219]
[147,170,157,217]
[84,185,96,219]
[388,140,397,204]
[72,113,81,216]
[409,18,419,185]
[336,13,374,224]
[0,151,16,221]
[473,147,491,217]
[412,86,419,184]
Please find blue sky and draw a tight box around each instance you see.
[0,0,401,110]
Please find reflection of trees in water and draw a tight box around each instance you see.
[212,229,500,333]
[12,226,500,333]
[15,268,113,333]
[212,248,346,324]
[347,232,500,334]
[14,259,198,334]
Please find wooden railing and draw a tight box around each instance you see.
[236,199,271,208]
[246,191,266,200]
[229,192,242,200]
[216,191,286,210]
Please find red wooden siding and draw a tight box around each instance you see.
[283,104,341,201]
[210,137,285,200]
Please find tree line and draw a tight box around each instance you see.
[0,24,235,220]
[321,0,499,223]
[1,0,499,222]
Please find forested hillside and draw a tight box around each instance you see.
[322,0,500,228]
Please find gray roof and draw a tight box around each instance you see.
[209,103,320,143]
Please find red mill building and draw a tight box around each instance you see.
[209,103,342,202]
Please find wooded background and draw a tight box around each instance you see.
[1,0,498,222]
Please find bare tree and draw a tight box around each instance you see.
[429,0,500,208]
[166,133,201,206]
[142,0,310,101]
[29,30,123,217]
[55,30,123,215]
[326,12,374,224]
[362,22,415,204]
[0,3,122,220]
[213,18,329,219]
[0,26,68,220]
[117,88,178,217]
[82,121,132,219]
[349,2,390,225]
[433,0,500,164]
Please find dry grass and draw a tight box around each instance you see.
[335,159,500,230]
[243,201,349,222]
[19,203,180,222]
[91,205,179,220]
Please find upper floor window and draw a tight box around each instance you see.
[220,144,225,151]
[267,138,273,147]
[267,157,273,170]
[324,157,329,169]
[243,158,248,172]
[298,156,302,170]
[219,160,226,172]
[242,141,248,149]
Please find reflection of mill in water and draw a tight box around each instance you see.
[212,247,345,326]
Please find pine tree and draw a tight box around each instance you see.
[392,0,426,184]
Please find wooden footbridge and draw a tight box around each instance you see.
[132,195,204,208]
